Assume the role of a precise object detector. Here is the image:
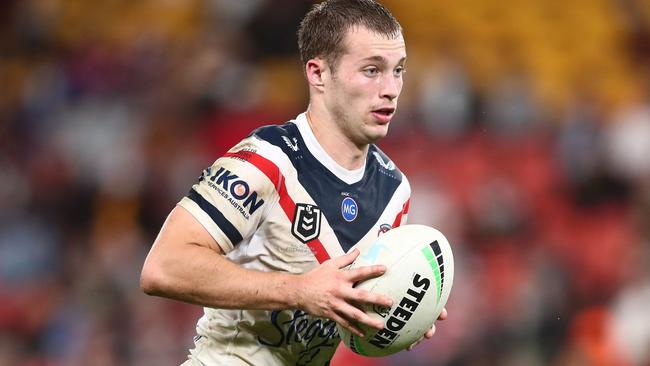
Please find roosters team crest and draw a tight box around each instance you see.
[291,204,322,243]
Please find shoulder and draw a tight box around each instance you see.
[249,122,301,150]
[215,121,300,187]
[229,121,301,164]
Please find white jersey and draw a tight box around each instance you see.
[178,112,411,365]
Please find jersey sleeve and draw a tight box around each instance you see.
[178,138,279,253]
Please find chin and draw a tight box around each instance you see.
[364,124,390,143]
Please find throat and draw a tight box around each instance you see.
[338,150,367,171]
[305,111,368,171]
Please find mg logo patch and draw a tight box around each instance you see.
[292,204,322,243]
[341,197,358,222]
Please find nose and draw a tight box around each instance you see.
[380,74,401,101]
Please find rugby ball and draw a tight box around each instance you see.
[338,225,454,357]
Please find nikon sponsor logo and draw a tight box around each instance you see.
[369,273,430,349]
[200,166,265,217]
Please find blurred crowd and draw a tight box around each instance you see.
[1,0,650,365]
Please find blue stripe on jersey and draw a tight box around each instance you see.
[187,188,244,245]
[252,123,403,252]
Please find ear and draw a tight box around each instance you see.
[305,58,327,92]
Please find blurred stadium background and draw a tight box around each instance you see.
[1,0,650,365]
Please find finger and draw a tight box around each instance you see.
[438,307,448,321]
[424,324,436,339]
[330,312,365,338]
[345,287,393,308]
[408,322,439,352]
[346,264,387,283]
[338,302,385,330]
[333,248,360,268]
[408,324,436,352]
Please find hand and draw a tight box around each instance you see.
[295,248,393,337]
[406,307,448,351]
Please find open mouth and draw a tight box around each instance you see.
[372,108,396,123]
[373,108,395,116]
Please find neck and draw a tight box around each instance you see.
[305,108,368,171]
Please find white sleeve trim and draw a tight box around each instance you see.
[178,197,235,253]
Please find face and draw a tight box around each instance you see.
[323,26,406,146]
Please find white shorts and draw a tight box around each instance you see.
[180,335,267,366]
[180,336,254,366]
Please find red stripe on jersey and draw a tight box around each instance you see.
[392,198,410,228]
[223,151,331,263]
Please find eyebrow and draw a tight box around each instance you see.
[361,55,407,65]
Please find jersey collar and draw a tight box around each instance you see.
[294,112,366,185]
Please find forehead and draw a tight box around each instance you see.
[340,26,406,63]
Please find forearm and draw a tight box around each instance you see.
[141,207,394,338]
[143,243,299,309]
[140,206,300,310]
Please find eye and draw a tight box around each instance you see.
[363,67,379,77]
[394,66,406,76]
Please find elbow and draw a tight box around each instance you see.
[140,259,167,296]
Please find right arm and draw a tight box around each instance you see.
[140,205,392,335]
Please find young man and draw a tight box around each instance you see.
[140,0,445,364]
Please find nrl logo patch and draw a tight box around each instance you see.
[292,204,322,243]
